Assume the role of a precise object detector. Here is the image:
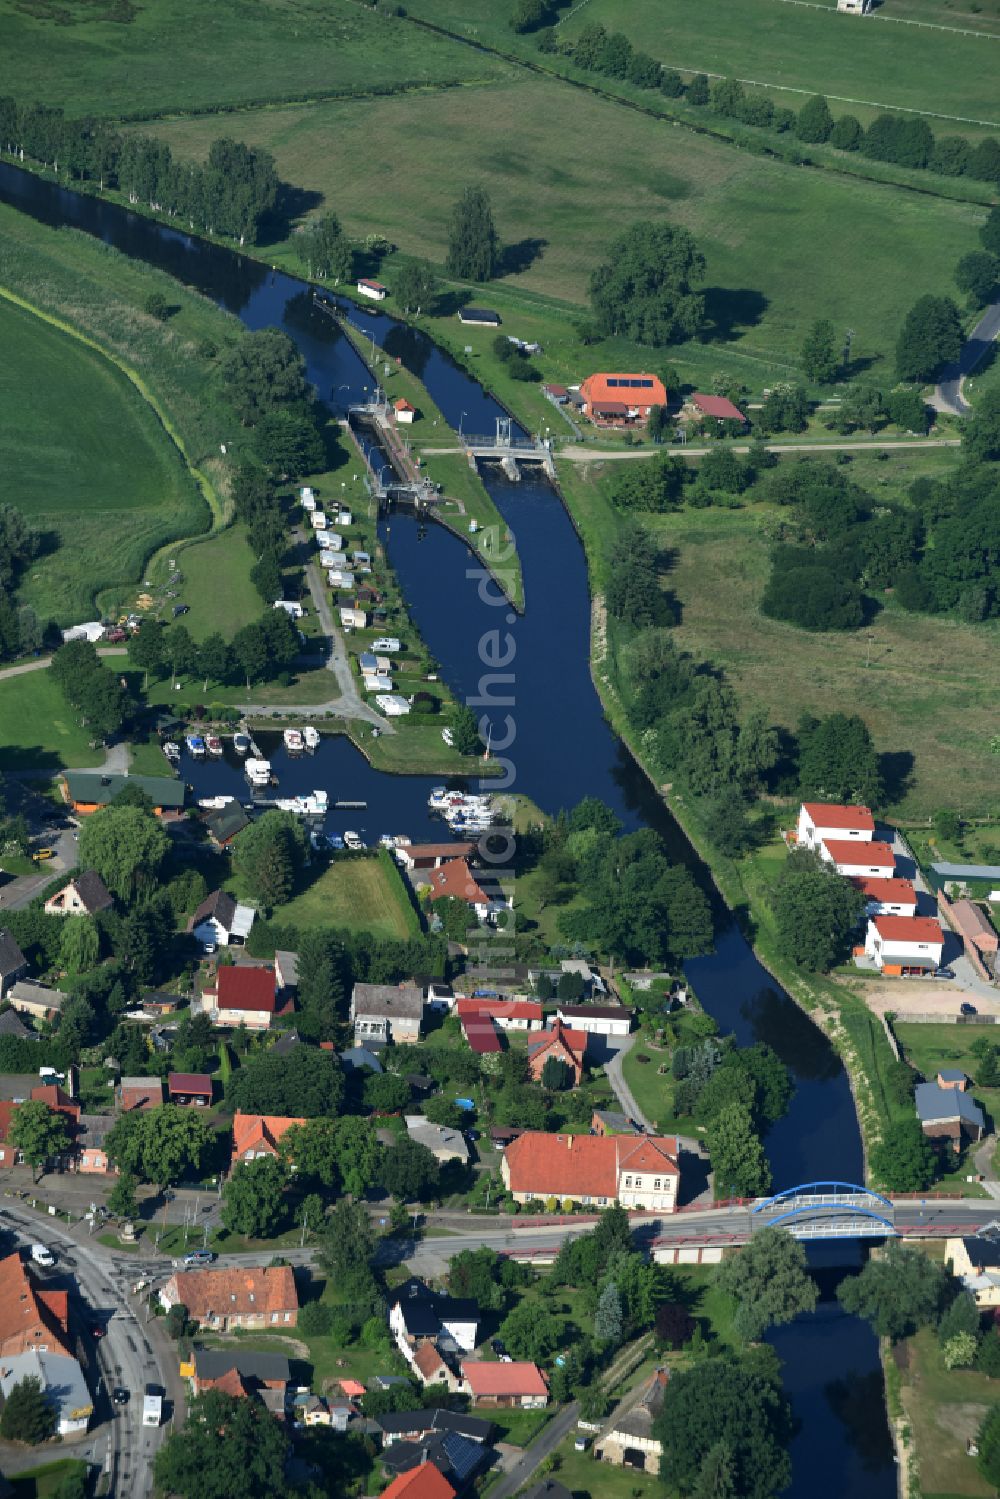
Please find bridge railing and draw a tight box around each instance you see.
[755,1192,885,1211]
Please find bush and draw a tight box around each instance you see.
[299,1301,335,1337]
[829,114,862,151]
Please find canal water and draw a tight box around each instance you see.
[0,162,895,1495]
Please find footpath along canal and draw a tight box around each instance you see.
[0,160,895,1497]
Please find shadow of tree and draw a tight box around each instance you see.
[700,286,768,343]
[501,237,548,276]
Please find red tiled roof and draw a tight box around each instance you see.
[339,1379,366,1397]
[503,1132,678,1198]
[36,1289,68,1331]
[207,1366,252,1399]
[872,915,944,945]
[232,1112,305,1158]
[580,373,667,409]
[168,1072,213,1096]
[413,1341,447,1380]
[30,1085,80,1122]
[691,392,746,421]
[427,858,491,908]
[851,877,916,905]
[528,1024,587,1063]
[217,965,277,1013]
[358,278,387,291]
[0,1251,72,1357]
[461,1014,502,1055]
[823,839,894,869]
[380,1466,455,1499]
[394,398,416,412]
[456,999,542,1023]
[461,1361,548,1398]
[802,802,875,833]
[403,843,476,862]
[169,1264,298,1322]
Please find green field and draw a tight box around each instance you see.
[177,524,264,642]
[556,455,1000,819]
[557,0,1000,126]
[898,1326,995,1498]
[0,294,207,622]
[0,668,107,771]
[0,0,507,118]
[151,77,985,385]
[268,854,416,938]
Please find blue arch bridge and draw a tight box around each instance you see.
[750,1182,896,1239]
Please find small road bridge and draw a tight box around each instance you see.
[461,418,555,479]
[751,1182,896,1240]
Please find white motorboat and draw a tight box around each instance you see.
[206,734,224,758]
[378,834,395,849]
[233,732,251,757]
[303,726,321,750]
[185,734,206,758]
[198,795,236,810]
[283,728,305,754]
[392,835,412,847]
[163,741,181,764]
[245,758,271,787]
[343,831,364,851]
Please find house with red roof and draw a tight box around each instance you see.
[820,839,895,879]
[161,1265,298,1333]
[851,877,917,918]
[579,373,667,427]
[232,1111,305,1162]
[0,1251,73,1358]
[394,398,417,425]
[168,1073,214,1107]
[501,1131,679,1211]
[797,801,875,849]
[205,964,282,1030]
[357,277,387,302]
[460,1012,502,1055]
[461,1360,549,1409]
[456,998,543,1031]
[380,1465,455,1499]
[427,859,507,923]
[864,915,944,975]
[527,1021,587,1086]
[688,392,747,427]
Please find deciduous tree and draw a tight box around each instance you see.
[446,185,500,282]
[716,1227,817,1340]
[10,1101,71,1181]
[838,1241,950,1340]
[590,220,705,345]
[222,1156,288,1238]
[77,805,168,903]
[655,1356,792,1499]
[153,1389,290,1499]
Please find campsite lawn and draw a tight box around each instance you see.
[176,525,263,642]
[555,455,1000,820]
[0,0,506,118]
[150,76,985,386]
[267,854,417,939]
[0,669,105,772]
[0,294,207,623]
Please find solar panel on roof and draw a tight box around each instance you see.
[606,377,620,387]
[442,1432,484,1483]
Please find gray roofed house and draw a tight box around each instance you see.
[595,1368,669,1476]
[380,1432,488,1486]
[0,1075,47,1103]
[7,980,64,1021]
[350,983,423,1046]
[592,1108,637,1136]
[0,1350,92,1435]
[202,802,251,849]
[340,1046,383,1074]
[43,870,113,917]
[188,890,255,949]
[192,1348,291,1385]
[404,1116,470,1164]
[915,1080,985,1149]
[0,1009,36,1041]
[377,1407,492,1443]
[274,951,299,990]
[0,931,27,998]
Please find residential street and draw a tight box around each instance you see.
[486,1400,580,1499]
[933,297,1000,415]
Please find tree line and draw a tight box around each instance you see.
[0,100,279,244]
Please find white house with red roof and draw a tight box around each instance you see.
[852,877,917,918]
[797,802,875,849]
[864,915,944,975]
[455,998,543,1031]
[501,1131,679,1211]
[204,964,281,1030]
[357,277,387,301]
[461,1360,549,1409]
[819,839,895,879]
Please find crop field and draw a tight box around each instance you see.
[556,454,1000,820]
[0,295,207,622]
[556,0,1000,126]
[0,0,508,119]
[151,77,984,382]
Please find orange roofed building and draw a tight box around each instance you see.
[381,1465,455,1499]
[527,1021,587,1086]
[0,1252,72,1358]
[159,1264,298,1333]
[232,1111,305,1162]
[501,1131,679,1212]
[579,373,667,427]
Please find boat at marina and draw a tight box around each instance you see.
[233,732,251,756]
[283,728,305,754]
[303,726,321,750]
[245,758,272,788]
[185,735,206,758]
[198,795,236,810]
[344,831,364,851]
[163,742,181,764]
[206,734,224,757]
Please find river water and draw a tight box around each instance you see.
[0,161,895,1495]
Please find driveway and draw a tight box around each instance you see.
[933,299,1000,415]
[604,1033,651,1130]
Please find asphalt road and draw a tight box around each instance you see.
[488,1400,580,1499]
[934,298,1000,415]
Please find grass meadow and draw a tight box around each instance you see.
[555,452,1000,820]
[265,855,416,939]
[0,670,106,772]
[150,76,986,387]
[177,525,263,642]
[0,295,206,622]
[0,0,507,118]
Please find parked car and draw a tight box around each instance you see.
[933,968,956,980]
[172,603,190,618]
[961,1002,978,1016]
[181,1249,215,1266]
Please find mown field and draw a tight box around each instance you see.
[150,76,985,385]
[556,451,1000,819]
[0,0,507,118]
[0,295,206,622]
[255,855,415,939]
[177,524,263,642]
[0,669,105,772]
[556,0,1000,125]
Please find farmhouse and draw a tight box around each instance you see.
[502,1131,679,1211]
[594,1368,669,1475]
[796,802,875,849]
[59,772,186,817]
[528,1021,587,1085]
[0,932,27,998]
[579,373,667,427]
[820,840,895,878]
[43,870,113,917]
[357,278,387,301]
[232,1111,305,1161]
[351,983,423,1046]
[160,1265,298,1332]
[915,1081,984,1149]
[864,915,944,974]
[187,890,256,950]
[461,1360,549,1409]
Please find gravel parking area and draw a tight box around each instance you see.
[859,978,995,1020]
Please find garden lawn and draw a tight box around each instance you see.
[149,75,985,385]
[0,294,207,623]
[0,0,507,117]
[0,668,105,771]
[177,525,263,642]
[269,855,416,938]
[899,1325,995,1498]
[10,1460,89,1499]
[620,1039,701,1137]
[894,1023,1000,1127]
